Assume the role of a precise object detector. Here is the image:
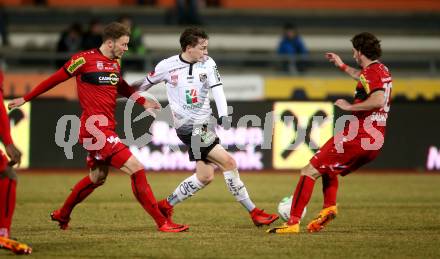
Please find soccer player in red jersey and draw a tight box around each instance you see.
[268,32,392,234]
[0,70,32,254]
[8,22,188,233]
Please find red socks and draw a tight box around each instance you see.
[0,178,16,235]
[322,174,338,208]
[59,175,101,219]
[288,175,316,225]
[130,170,166,227]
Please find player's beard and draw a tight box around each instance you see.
[112,49,123,59]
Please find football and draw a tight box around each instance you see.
[277,196,307,222]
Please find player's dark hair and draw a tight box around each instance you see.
[351,32,382,60]
[102,22,130,42]
[180,28,209,52]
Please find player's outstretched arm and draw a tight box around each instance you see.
[325,52,361,80]
[130,77,153,91]
[8,68,70,110]
[118,79,161,110]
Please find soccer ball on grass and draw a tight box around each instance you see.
[277,196,307,222]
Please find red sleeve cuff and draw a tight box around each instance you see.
[2,135,13,146]
[136,96,146,106]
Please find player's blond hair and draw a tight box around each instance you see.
[102,22,130,42]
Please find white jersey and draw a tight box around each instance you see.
[140,54,223,134]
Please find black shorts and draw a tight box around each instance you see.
[177,125,219,162]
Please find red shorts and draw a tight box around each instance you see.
[310,134,381,176]
[0,151,7,172]
[79,129,132,169]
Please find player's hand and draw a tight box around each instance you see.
[334,99,352,111]
[143,99,161,110]
[8,97,25,110]
[217,116,232,130]
[5,143,22,167]
[325,52,344,67]
[143,99,161,118]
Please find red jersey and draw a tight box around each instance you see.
[24,48,145,141]
[0,70,13,147]
[63,49,122,131]
[352,62,392,136]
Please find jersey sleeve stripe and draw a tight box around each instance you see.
[210,83,222,89]
[146,76,154,84]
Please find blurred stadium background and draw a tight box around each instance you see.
[0,1,440,257]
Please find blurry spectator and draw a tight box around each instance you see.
[81,19,103,50]
[277,23,309,74]
[118,15,146,72]
[56,23,83,67]
[0,7,8,46]
[176,0,202,25]
[119,15,146,56]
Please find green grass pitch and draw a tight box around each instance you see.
[2,171,440,258]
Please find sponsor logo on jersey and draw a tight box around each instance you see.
[213,66,221,82]
[82,72,120,86]
[185,89,198,104]
[359,74,370,94]
[187,75,194,83]
[98,73,119,85]
[199,73,207,83]
[171,74,178,86]
[67,57,86,74]
[370,112,388,122]
[96,61,104,70]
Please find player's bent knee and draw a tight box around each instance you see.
[120,156,144,175]
[90,174,107,185]
[89,168,108,185]
[198,172,214,185]
[222,156,237,171]
[300,164,321,180]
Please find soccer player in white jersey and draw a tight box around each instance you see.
[132,28,278,227]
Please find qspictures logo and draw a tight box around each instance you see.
[426,146,440,171]
[273,102,333,169]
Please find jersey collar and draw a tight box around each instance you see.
[179,54,196,64]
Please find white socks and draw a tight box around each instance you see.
[165,169,256,213]
[166,173,205,206]
[223,169,256,212]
